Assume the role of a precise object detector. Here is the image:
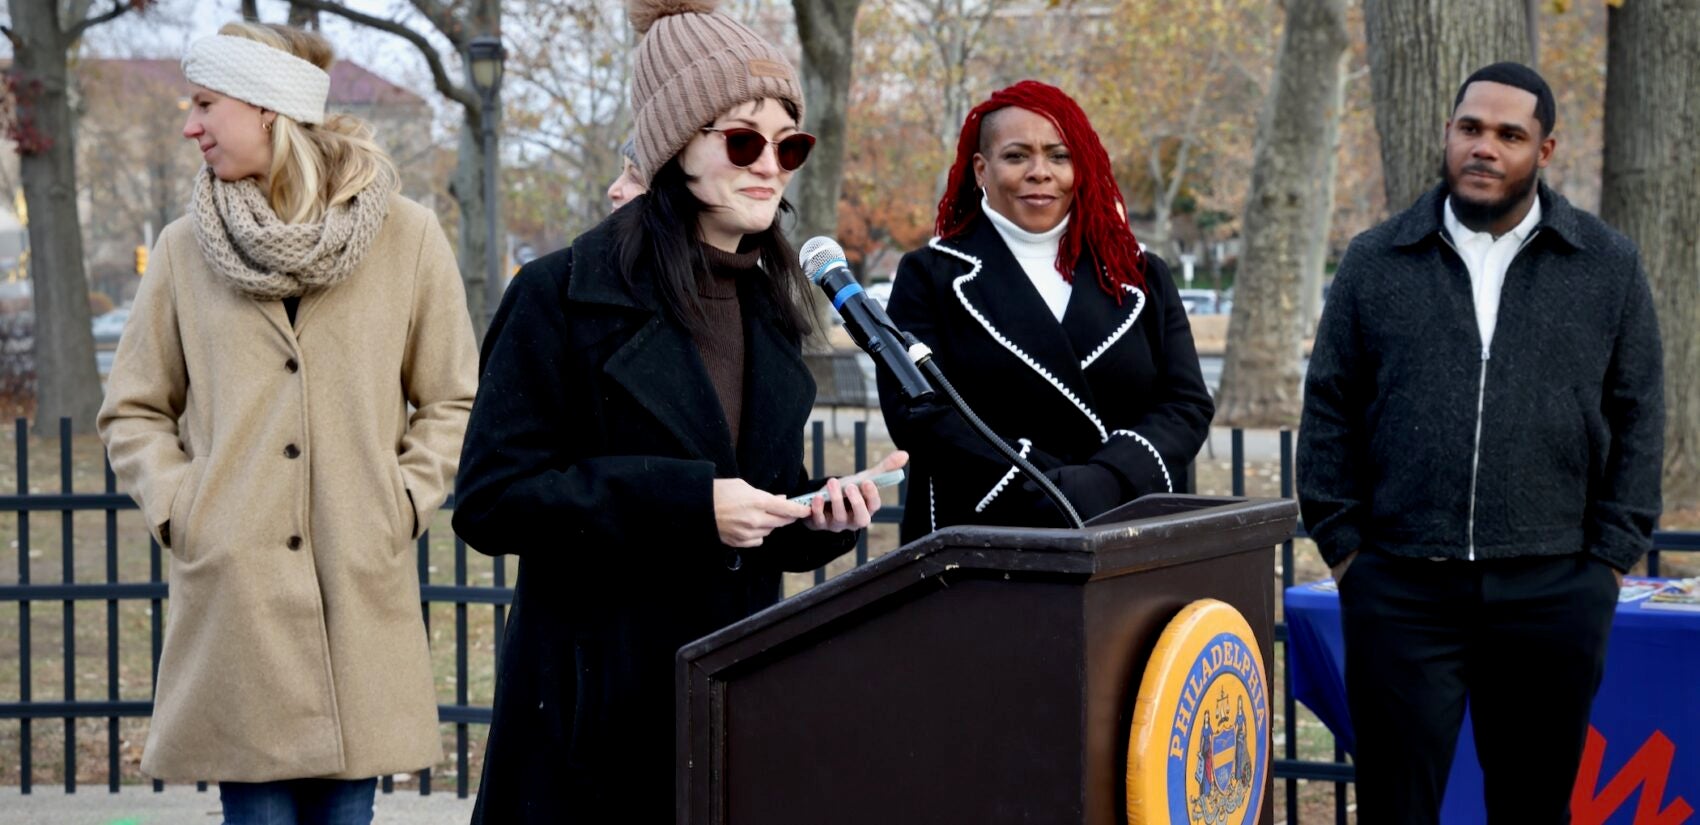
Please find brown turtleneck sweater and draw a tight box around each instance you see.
[693,245,760,448]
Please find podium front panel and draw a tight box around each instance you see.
[713,575,1087,821]
[680,496,1296,825]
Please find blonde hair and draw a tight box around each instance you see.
[217,21,397,224]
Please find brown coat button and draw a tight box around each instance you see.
[283,444,301,459]
[287,536,303,550]
[285,358,299,373]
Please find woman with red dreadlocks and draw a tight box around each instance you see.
[876,80,1214,542]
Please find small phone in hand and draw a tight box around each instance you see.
[788,468,907,507]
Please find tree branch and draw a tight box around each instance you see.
[1148,139,1167,196]
[283,0,481,116]
[63,0,133,43]
[407,0,468,49]
[1160,46,1222,207]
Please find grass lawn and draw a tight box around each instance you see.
[1,427,1692,823]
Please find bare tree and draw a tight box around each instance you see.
[1084,0,1270,264]
[286,4,319,29]
[3,0,149,432]
[1600,0,1700,511]
[285,0,501,335]
[790,0,863,244]
[1215,0,1350,428]
[502,0,631,247]
[1363,0,1528,212]
[891,0,1009,151]
[1139,46,1223,263]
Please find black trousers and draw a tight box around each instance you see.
[1339,550,1619,824]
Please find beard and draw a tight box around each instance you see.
[1441,156,1540,230]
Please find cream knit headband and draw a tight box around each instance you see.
[182,35,330,126]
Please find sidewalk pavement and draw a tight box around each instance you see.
[0,784,476,824]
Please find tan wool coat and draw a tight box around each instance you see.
[97,194,479,783]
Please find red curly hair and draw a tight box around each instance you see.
[935,80,1146,300]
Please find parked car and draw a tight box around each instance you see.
[1176,288,1228,315]
[91,308,130,344]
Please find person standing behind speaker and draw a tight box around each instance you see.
[876,80,1213,543]
[607,136,646,210]
[453,1,903,820]
[97,21,479,824]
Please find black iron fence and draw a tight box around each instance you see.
[1,418,1695,825]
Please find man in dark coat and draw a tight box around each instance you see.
[1298,62,1663,823]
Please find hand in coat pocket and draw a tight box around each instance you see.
[165,458,205,555]
[1330,551,1359,584]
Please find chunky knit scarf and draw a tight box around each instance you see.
[191,165,395,300]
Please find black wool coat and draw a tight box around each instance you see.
[877,217,1215,544]
[1297,183,1664,572]
[453,214,857,823]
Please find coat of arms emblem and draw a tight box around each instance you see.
[1189,689,1254,823]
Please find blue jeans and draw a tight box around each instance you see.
[218,777,378,825]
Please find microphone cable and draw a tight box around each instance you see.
[904,335,1085,530]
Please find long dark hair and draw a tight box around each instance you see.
[611,145,814,342]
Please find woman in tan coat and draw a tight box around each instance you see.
[96,22,478,824]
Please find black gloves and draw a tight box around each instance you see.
[1022,463,1124,523]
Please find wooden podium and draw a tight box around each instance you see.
[677,494,1298,824]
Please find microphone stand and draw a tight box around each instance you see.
[901,335,1085,530]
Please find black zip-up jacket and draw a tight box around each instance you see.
[1298,183,1663,572]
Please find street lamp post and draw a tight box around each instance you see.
[467,36,506,329]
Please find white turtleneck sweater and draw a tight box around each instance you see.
[982,195,1072,321]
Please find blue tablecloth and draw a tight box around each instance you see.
[1285,578,1700,824]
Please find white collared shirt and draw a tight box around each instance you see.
[982,195,1072,322]
[1443,196,1541,353]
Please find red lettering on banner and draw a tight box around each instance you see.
[1570,726,1693,825]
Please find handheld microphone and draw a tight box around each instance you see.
[800,237,933,402]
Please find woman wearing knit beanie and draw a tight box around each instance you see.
[96,21,479,823]
[877,80,1213,541]
[453,0,904,819]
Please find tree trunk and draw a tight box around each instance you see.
[7,0,107,433]
[1300,75,1344,330]
[790,0,861,245]
[1215,0,1350,428]
[1601,0,1700,513]
[1147,191,1174,264]
[1363,0,1529,212]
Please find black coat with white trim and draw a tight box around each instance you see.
[877,216,1214,543]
